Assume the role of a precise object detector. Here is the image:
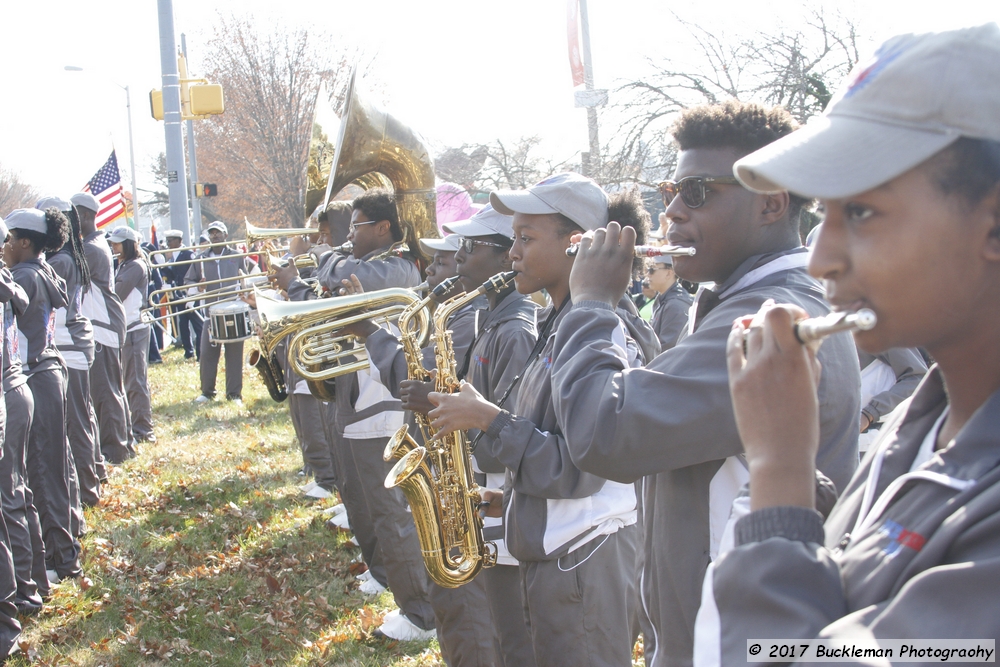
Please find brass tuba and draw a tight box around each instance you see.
[321,69,438,241]
[384,271,516,588]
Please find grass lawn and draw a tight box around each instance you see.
[11,346,444,666]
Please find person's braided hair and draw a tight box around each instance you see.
[62,207,92,290]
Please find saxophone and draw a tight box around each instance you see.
[384,271,517,588]
[383,276,460,462]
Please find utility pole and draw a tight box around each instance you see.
[157,0,191,244]
[181,33,203,239]
[580,0,600,172]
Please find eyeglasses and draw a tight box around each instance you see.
[459,237,510,254]
[646,266,669,275]
[348,220,379,233]
[658,176,742,210]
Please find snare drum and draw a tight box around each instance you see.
[209,301,253,343]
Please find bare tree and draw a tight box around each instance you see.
[435,137,574,201]
[193,16,358,234]
[603,7,865,188]
[0,164,40,217]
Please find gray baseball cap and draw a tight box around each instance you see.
[491,172,609,232]
[443,204,514,239]
[735,23,1000,199]
[70,192,101,213]
[36,196,73,212]
[108,226,141,244]
[419,234,462,253]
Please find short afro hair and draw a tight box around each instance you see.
[671,100,799,159]
[672,100,808,223]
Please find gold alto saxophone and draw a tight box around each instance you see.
[384,271,517,588]
[383,275,461,462]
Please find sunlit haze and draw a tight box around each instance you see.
[1,0,996,204]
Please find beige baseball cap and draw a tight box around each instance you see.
[490,172,609,231]
[735,23,1000,199]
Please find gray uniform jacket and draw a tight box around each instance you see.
[184,247,251,304]
[858,347,927,424]
[290,247,421,437]
[82,231,127,348]
[115,258,149,332]
[48,249,95,370]
[0,268,29,393]
[482,303,641,563]
[701,367,1000,666]
[463,291,538,476]
[364,297,487,399]
[650,281,692,352]
[550,248,861,667]
[11,259,68,376]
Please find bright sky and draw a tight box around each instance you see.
[1,0,996,205]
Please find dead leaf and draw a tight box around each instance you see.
[265,574,281,594]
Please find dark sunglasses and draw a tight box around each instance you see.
[659,176,741,209]
[460,237,509,254]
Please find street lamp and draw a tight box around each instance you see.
[64,65,141,229]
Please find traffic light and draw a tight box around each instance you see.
[195,183,218,198]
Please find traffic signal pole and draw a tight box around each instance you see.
[157,0,191,244]
[181,34,203,239]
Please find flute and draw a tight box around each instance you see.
[565,244,696,257]
[793,308,877,343]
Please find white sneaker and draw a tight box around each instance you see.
[304,485,333,500]
[359,576,387,596]
[329,510,351,531]
[322,503,347,516]
[301,481,318,493]
[46,569,61,585]
[193,394,211,404]
[347,536,359,547]
[355,570,372,582]
[376,609,436,641]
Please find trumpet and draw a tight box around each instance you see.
[565,243,697,257]
[794,308,877,344]
[140,276,273,325]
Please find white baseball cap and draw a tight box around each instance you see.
[164,229,184,240]
[5,209,47,235]
[0,217,7,241]
[206,220,228,235]
[71,192,101,213]
[108,226,141,244]
[419,234,462,254]
[735,23,1000,199]
[443,204,514,239]
[490,172,609,232]
[36,196,73,212]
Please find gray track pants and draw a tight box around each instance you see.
[91,342,133,464]
[123,327,153,441]
[345,436,434,631]
[520,526,638,667]
[199,320,243,399]
[66,367,100,507]
[430,576,498,667]
[0,384,44,609]
[288,394,337,492]
[25,367,81,579]
[484,564,536,667]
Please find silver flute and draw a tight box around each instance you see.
[565,244,696,257]
[794,308,877,343]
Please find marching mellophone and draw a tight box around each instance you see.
[565,243,697,257]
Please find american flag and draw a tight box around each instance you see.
[83,150,127,229]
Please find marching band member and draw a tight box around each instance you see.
[698,24,1000,663]
[110,226,155,445]
[275,188,436,642]
[159,229,201,361]
[0,214,45,616]
[547,102,862,667]
[72,193,132,464]
[4,208,83,585]
[188,221,252,405]
[445,205,539,667]
[36,197,100,511]
[646,254,691,351]
[427,173,648,667]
